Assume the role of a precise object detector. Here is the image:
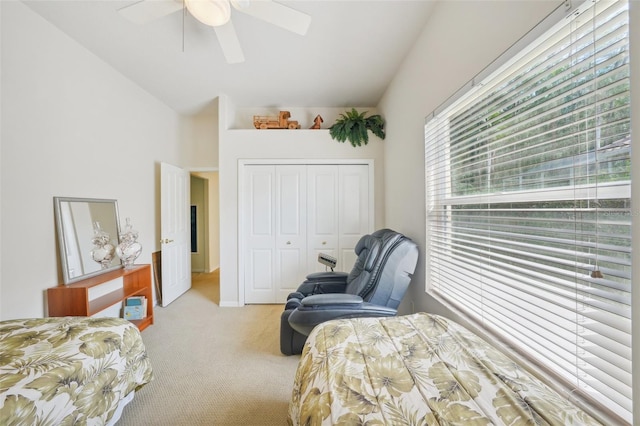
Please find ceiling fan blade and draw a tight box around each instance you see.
[118,0,185,25]
[214,21,245,64]
[232,0,311,36]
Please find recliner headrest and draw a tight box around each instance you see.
[363,242,381,272]
[354,234,371,255]
[346,229,406,300]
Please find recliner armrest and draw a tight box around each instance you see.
[305,271,349,281]
[301,294,363,307]
[297,276,347,296]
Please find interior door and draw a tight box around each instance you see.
[306,165,339,272]
[244,165,307,303]
[338,165,371,269]
[275,165,307,300]
[243,165,276,303]
[307,164,371,271]
[241,162,372,303]
[161,162,192,307]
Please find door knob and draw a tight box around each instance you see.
[286,241,291,245]
[161,238,174,244]
[322,241,327,245]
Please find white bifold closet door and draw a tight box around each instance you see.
[307,165,370,273]
[243,163,371,304]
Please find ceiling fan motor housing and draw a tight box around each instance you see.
[185,0,231,27]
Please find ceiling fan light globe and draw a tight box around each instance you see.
[185,0,231,27]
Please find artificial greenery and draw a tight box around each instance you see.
[329,108,386,147]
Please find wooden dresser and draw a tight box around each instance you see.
[47,264,154,331]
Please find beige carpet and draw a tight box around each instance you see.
[118,271,301,425]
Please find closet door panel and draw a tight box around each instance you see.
[275,166,307,299]
[307,165,339,272]
[338,165,370,270]
[278,250,302,297]
[248,250,273,290]
[244,166,276,303]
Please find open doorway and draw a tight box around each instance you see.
[189,171,220,303]
[190,175,208,272]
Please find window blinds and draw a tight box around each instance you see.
[424,0,631,423]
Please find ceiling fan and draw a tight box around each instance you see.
[118,0,311,64]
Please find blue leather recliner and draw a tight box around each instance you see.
[280,228,419,355]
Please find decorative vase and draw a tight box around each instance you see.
[116,217,142,269]
[90,222,115,269]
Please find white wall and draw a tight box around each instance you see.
[218,96,386,306]
[183,103,220,273]
[378,0,561,315]
[0,2,189,319]
[183,102,219,168]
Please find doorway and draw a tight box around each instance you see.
[188,171,220,306]
[190,171,220,274]
[190,175,208,272]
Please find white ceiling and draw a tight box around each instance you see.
[23,0,436,114]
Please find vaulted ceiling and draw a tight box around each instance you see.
[23,0,436,114]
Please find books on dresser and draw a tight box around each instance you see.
[126,296,145,306]
[124,296,147,320]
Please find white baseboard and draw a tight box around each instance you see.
[219,301,243,307]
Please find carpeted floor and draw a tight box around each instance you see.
[118,270,301,425]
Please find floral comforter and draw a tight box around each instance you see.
[289,312,602,426]
[0,317,153,426]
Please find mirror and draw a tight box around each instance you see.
[54,197,122,284]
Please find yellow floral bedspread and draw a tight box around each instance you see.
[0,317,153,426]
[289,313,602,426]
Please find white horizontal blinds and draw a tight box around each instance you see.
[425,0,631,423]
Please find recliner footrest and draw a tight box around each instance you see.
[280,309,308,355]
[288,301,399,336]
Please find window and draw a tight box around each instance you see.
[424,0,631,423]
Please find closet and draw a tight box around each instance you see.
[242,162,372,303]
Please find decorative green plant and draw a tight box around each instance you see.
[329,108,386,147]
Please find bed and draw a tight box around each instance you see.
[0,316,153,426]
[289,312,603,426]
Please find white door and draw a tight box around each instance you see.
[307,165,339,272]
[244,165,307,303]
[275,165,307,300]
[161,162,192,307]
[243,165,276,304]
[307,164,370,272]
[338,165,371,269]
[241,162,372,303]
